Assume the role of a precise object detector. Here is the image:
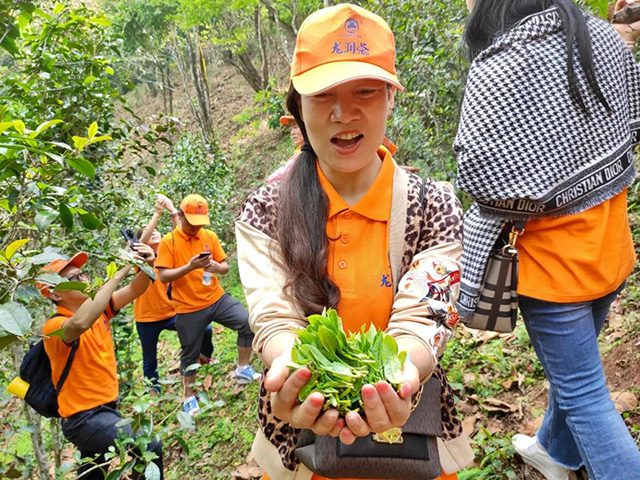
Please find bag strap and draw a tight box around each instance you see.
[55,338,79,393]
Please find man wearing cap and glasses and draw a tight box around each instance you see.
[38,247,164,479]
[155,194,259,416]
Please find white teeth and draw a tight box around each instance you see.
[334,133,359,140]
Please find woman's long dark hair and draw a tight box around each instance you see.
[464,0,610,113]
[276,85,341,315]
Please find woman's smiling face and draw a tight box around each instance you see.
[300,79,395,176]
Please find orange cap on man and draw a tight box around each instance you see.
[290,3,403,95]
[180,194,210,226]
[36,252,89,298]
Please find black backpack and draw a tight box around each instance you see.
[19,338,79,418]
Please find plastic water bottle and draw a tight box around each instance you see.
[202,271,212,286]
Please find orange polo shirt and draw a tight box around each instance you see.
[155,226,227,314]
[319,147,395,335]
[133,267,176,322]
[43,302,119,418]
[263,149,455,480]
[517,190,635,302]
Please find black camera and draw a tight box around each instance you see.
[120,228,140,249]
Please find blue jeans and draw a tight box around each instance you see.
[136,316,213,391]
[520,283,640,480]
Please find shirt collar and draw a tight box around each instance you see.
[317,147,395,221]
[174,225,200,241]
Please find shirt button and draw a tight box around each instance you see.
[341,235,349,244]
[338,260,347,269]
[344,212,353,219]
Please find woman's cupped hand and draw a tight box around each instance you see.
[264,351,420,445]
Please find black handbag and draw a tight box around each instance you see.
[463,221,525,332]
[294,377,442,480]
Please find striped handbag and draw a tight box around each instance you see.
[464,221,525,332]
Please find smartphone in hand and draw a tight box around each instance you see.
[198,251,211,259]
[120,228,140,249]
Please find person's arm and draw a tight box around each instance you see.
[112,243,156,311]
[386,181,464,382]
[61,266,132,342]
[139,197,165,245]
[162,196,180,229]
[204,259,230,275]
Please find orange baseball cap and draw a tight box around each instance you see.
[180,194,210,226]
[280,115,296,126]
[291,4,403,95]
[36,252,89,298]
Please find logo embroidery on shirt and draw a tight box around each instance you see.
[380,274,392,288]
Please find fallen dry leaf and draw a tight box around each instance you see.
[610,391,638,413]
[486,417,504,435]
[203,375,212,391]
[479,331,501,343]
[463,372,478,384]
[519,416,544,436]
[481,397,517,413]
[608,313,625,331]
[462,414,479,436]
[501,378,515,390]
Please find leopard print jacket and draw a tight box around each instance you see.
[238,171,465,472]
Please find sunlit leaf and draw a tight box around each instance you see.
[5,239,30,260]
[72,136,88,151]
[87,135,112,145]
[35,119,63,136]
[106,262,117,279]
[88,121,98,139]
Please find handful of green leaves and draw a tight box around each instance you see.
[290,308,407,416]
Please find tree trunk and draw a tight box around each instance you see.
[221,49,265,93]
[255,6,269,88]
[166,62,173,115]
[184,28,214,144]
[51,418,63,471]
[11,343,50,479]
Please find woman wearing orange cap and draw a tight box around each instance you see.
[267,115,304,183]
[236,4,472,480]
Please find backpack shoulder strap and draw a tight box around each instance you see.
[55,338,80,393]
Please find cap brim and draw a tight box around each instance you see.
[292,61,403,96]
[185,214,210,226]
[69,252,89,269]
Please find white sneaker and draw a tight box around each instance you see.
[513,434,570,480]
